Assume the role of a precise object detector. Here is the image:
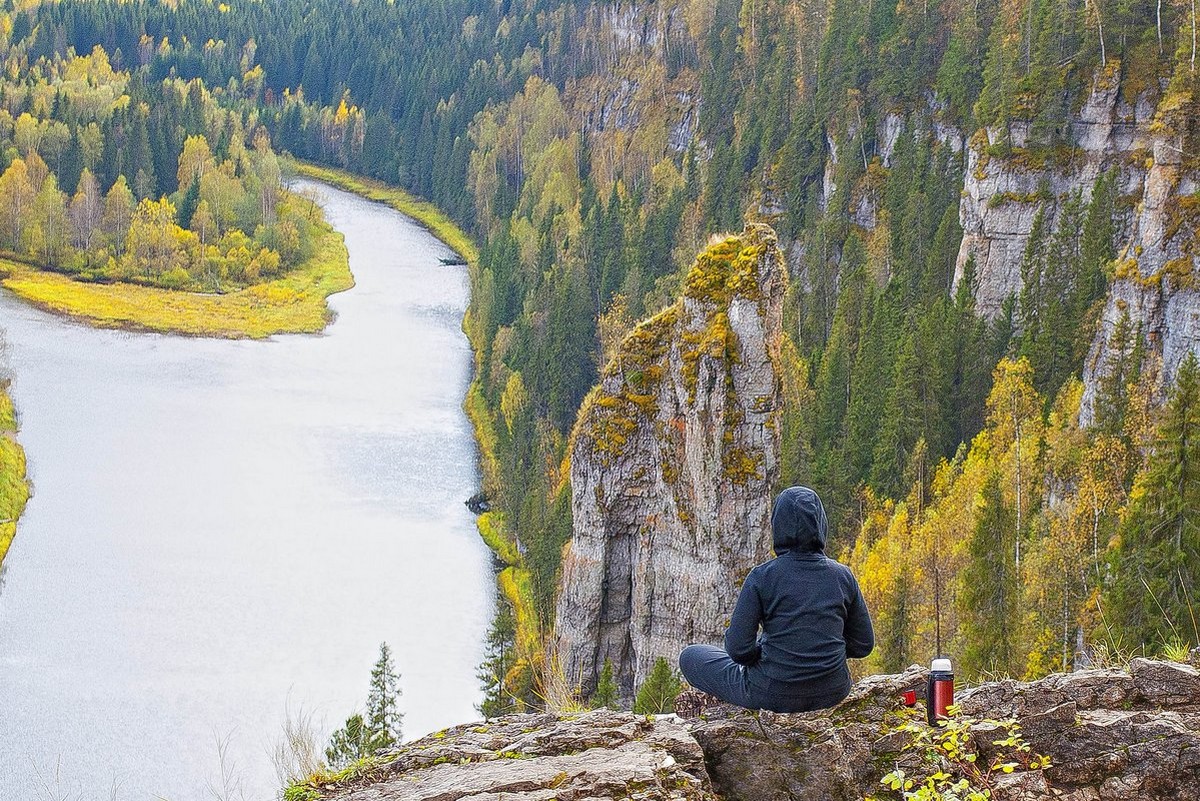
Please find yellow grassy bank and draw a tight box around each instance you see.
[0,389,29,567]
[294,162,479,266]
[0,221,353,339]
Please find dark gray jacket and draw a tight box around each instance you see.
[725,487,875,690]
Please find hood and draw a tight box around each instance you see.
[771,486,828,555]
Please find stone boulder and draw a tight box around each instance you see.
[307,710,714,801]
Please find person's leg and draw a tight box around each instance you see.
[752,664,853,713]
[759,683,851,713]
[678,645,758,709]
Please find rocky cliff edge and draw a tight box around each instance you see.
[296,657,1200,801]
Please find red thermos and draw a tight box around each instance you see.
[927,657,954,725]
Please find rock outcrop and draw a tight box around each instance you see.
[303,659,1200,801]
[554,224,786,697]
[953,66,1164,317]
[947,63,1199,417]
[305,710,714,801]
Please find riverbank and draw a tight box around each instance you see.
[0,179,493,799]
[0,386,29,567]
[0,219,353,339]
[292,165,545,706]
[293,163,478,266]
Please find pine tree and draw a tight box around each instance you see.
[870,324,923,498]
[326,643,404,768]
[477,598,518,718]
[325,714,370,769]
[366,642,404,751]
[59,126,84,196]
[633,658,681,714]
[177,179,200,230]
[1074,170,1118,358]
[1019,194,1088,401]
[846,288,896,477]
[1094,310,1139,436]
[1104,353,1200,650]
[591,659,619,709]
[975,14,1018,129]
[962,470,1021,677]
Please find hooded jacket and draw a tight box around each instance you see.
[723,486,875,692]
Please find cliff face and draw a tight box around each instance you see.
[949,65,1199,417]
[553,224,785,697]
[302,658,1200,801]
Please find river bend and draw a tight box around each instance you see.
[0,180,492,800]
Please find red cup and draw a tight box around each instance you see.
[902,690,917,707]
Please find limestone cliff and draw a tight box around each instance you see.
[553,224,785,697]
[300,658,1200,801]
[947,64,1199,417]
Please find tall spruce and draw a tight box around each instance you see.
[962,469,1021,677]
[326,643,404,768]
[1104,354,1200,650]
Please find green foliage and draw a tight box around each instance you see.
[0,41,317,292]
[1017,176,1118,404]
[590,659,619,710]
[0,381,30,568]
[1104,354,1200,649]
[874,708,1051,801]
[326,643,404,769]
[324,714,371,770]
[962,471,1021,678]
[632,657,681,715]
[477,597,520,719]
[22,0,1199,696]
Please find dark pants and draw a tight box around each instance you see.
[678,644,851,713]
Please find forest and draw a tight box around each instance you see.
[7,0,1199,712]
[0,32,323,294]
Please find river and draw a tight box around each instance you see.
[0,180,493,800]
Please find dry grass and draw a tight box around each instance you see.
[0,221,353,339]
[0,385,29,568]
[537,651,586,714]
[271,701,327,792]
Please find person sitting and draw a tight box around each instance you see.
[678,486,875,713]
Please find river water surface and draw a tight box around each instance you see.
[0,180,492,800]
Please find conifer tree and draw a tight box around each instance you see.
[176,179,200,230]
[325,713,370,769]
[591,659,619,709]
[870,325,923,497]
[1094,310,1140,436]
[633,658,681,714]
[962,469,1021,677]
[326,643,404,768]
[840,239,884,484]
[477,599,518,718]
[1104,353,1200,650]
[365,642,404,751]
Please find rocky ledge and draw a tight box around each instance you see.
[299,658,1200,801]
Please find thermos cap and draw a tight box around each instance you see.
[931,657,952,673]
